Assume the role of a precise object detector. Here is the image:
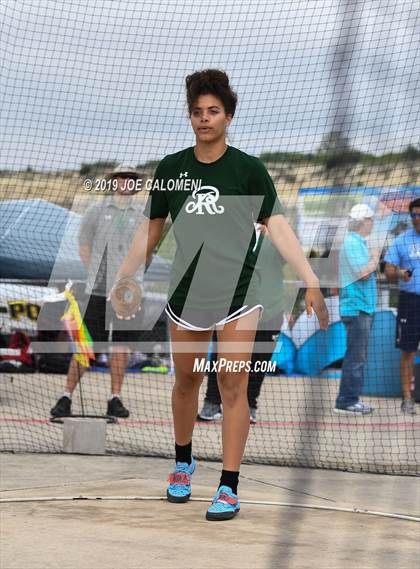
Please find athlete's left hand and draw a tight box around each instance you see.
[305,288,329,330]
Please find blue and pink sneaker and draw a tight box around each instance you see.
[206,485,240,521]
[166,458,196,503]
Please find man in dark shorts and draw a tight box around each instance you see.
[384,197,420,415]
[51,164,145,418]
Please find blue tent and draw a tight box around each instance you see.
[271,333,296,375]
[295,321,346,376]
[362,310,401,397]
[0,199,83,279]
[293,309,401,397]
[0,199,170,282]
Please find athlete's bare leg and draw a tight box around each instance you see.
[216,309,259,471]
[170,323,213,445]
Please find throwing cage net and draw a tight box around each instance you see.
[1,0,419,475]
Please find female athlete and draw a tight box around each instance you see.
[113,69,329,521]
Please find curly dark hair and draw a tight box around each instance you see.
[185,69,238,116]
[409,197,420,212]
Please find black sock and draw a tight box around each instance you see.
[175,441,192,465]
[219,470,239,494]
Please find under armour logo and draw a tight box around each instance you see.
[185,186,225,215]
[179,171,188,178]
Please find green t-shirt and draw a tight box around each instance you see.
[145,146,284,309]
[253,235,284,322]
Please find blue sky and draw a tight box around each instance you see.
[1,0,419,170]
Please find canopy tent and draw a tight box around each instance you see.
[0,199,170,282]
[292,296,401,396]
[296,185,419,251]
[0,199,83,280]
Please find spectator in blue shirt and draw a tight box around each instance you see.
[384,197,420,415]
[335,204,379,414]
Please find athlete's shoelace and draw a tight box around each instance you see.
[168,472,190,485]
[216,492,237,506]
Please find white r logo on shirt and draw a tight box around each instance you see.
[185,186,225,215]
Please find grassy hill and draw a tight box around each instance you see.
[1,158,419,211]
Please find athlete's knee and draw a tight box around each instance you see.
[174,371,203,397]
[218,372,247,407]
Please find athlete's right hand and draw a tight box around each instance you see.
[107,277,143,320]
[305,287,329,330]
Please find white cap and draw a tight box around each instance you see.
[349,204,375,221]
[107,163,140,180]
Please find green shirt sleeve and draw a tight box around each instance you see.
[249,158,284,221]
[144,160,169,219]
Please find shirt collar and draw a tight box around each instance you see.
[105,195,141,211]
[408,226,420,238]
[349,231,366,243]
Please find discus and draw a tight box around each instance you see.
[110,277,142,319]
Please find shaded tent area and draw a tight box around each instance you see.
[270,331,296,375]
[0,199,84,280]
[296,185,419,252]
[0,199,170,347]
[291,297,402,397]
[378,185,420,213]
[0,199,170,282]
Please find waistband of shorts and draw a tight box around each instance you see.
[166,302,263,331]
